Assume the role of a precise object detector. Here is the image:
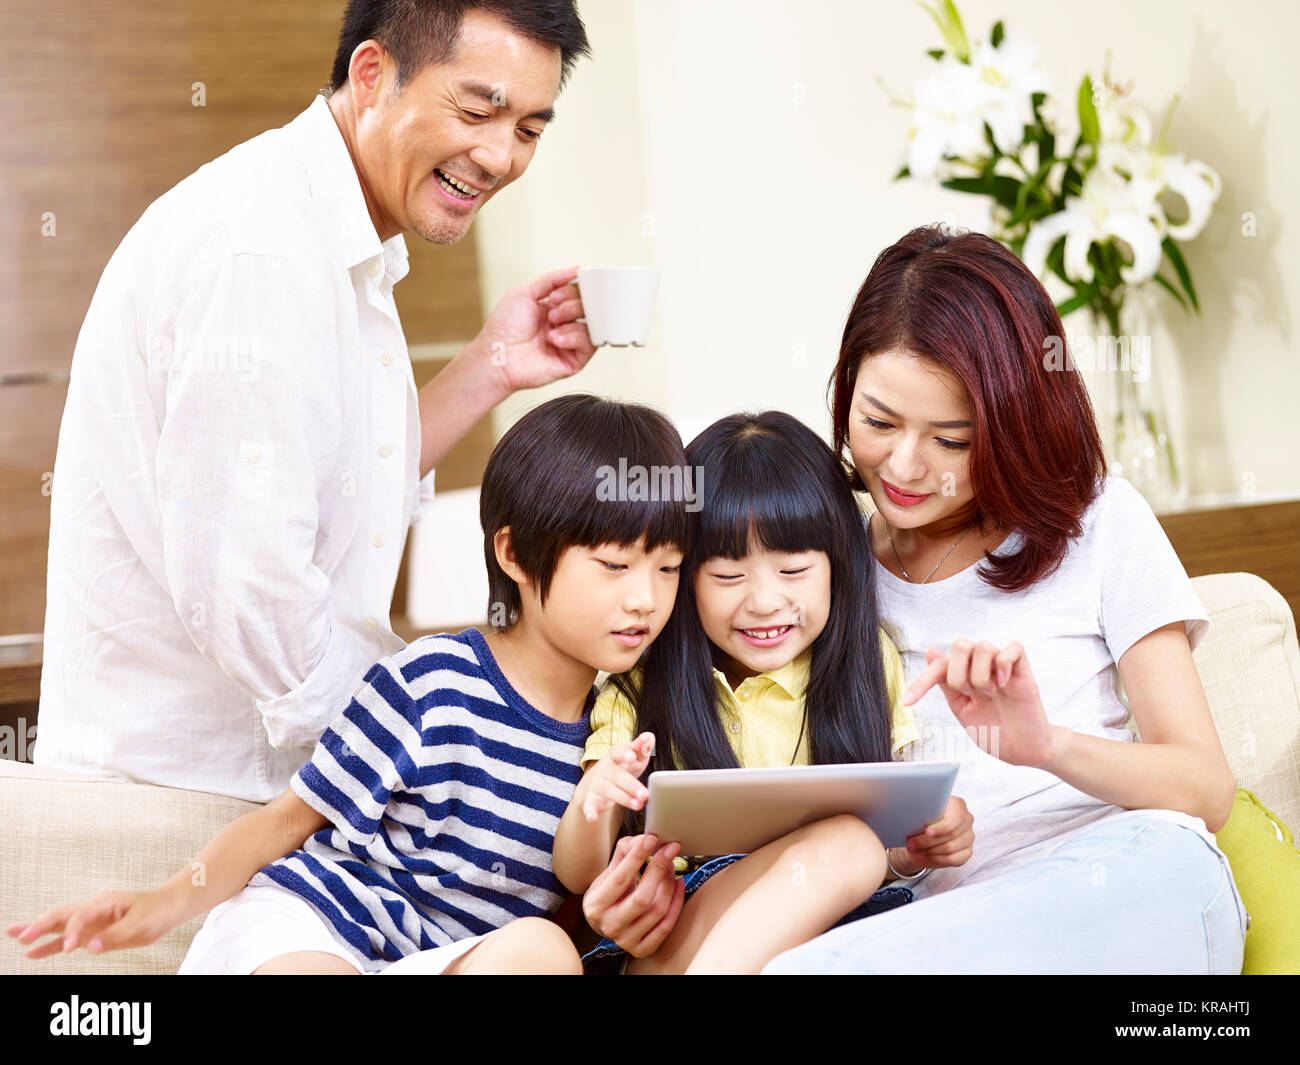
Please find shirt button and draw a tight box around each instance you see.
[372,533,386,548]
[729,721,741,734]
[378,444,393,458]
[363,616,378,632]
[368,259,384,278]
[379,352,395,367]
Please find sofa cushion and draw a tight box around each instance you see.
[1190,573,1300,834]
[1215,788,1300,974]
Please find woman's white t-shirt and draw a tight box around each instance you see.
[870,475,1212,897]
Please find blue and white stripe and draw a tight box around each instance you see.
[250,627,592,971]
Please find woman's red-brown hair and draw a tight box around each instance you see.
[829,225,1106,593]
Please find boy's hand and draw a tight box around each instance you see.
[577,732,656,823]
[6,888,183,959]
[894,795,975,873]
[583,834,685,958]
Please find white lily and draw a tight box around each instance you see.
[1100,145,1222,242]
[906,34,1051,179]
[907,57,997,179]
[969,33,1052,154]
[1095,92,1221,242]
[1096,92,1153,150]
[1023,165,1165,284]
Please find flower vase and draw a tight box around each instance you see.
[1102,302,1186,511]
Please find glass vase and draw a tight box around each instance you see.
[1100,300,1186,511]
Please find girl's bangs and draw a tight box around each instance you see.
[693,455,836,563]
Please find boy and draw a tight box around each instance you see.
[9,394,689,974]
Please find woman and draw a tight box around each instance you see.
[766,226,1246,974]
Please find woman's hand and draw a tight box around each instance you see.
[575,732,656,823]
[904,639,1069,769]
[582,834,686,958]
[7,888,184,959]
[893,795,975,873]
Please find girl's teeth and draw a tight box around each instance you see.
[743,626,791,639]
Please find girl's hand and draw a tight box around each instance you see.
[904,640,1068,769]
[577,732,656,822]
[582,834,685,958]
[7,888,183,959]
[898,795,974,871]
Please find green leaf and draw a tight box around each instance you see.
[1045,234,1068,283]
[1031,92,1055,161]
[991,20,1005,47]
[940,174,1022,209]
[927,48,946,60]
[1151,272,1189,311]
[894,164,911,180]
[1092,243,1121,293]
[941,0,971,60]
[1009,163,1053,228]
[1056,283,1099,319]
[1077,74,1100,145]
[917,0,971,62]
[1061,162,1083,198]
[1162,237,1200,312]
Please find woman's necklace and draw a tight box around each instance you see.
[886,522,975,584]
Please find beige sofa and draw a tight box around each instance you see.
[3,572,1299,975]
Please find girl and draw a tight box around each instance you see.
[9,395,690,975]
[767,225,1246,974]
[552,410,974,974]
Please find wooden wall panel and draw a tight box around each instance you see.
[0,0,484,643]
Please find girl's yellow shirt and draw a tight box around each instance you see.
[582,629,917,770]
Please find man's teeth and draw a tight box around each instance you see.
[437,170,478,198]
[742,625,792,639]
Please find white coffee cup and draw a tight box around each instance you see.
[575,266,661,347]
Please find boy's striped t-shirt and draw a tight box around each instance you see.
[249,627,593,971]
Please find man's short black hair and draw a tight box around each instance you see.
[330,0,590,94]
[480,394,692,630]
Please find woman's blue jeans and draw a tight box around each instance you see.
[763,814,1247,975]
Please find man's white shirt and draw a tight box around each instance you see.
[37,94,437,802]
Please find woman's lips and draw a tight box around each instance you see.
[881,479,932,508]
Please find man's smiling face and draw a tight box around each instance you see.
[352,8,562,244]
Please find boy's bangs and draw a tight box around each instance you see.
[569,487,692,555]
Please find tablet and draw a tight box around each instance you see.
[643,761,959,855]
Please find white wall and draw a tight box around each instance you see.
[475,0,1300,500]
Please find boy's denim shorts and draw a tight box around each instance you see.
[581,853,914,974]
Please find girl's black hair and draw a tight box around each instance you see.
[614,411,894,787]
[479,393,690,629]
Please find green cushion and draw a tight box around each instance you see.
[1215,788,1300,974]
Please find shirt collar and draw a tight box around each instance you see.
[285,94,410,283]
[712,648,812,700]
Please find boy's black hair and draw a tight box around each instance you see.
[480,393,691,630]
[330,0,591,93]
[614,411,895,792]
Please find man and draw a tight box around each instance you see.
[35,0,595,802]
